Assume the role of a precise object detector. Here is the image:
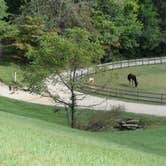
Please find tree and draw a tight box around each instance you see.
[138,0,161,51]
[0,0,18,57]
[152,0,166,55]
[0,0,8,19]
[24,28,104,128]
[4,0,30,15]
[0,0,11,38]
[92,0,142,61]
[22,0,93,31]
[13,16,44,63]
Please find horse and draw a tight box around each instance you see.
[127,73,138,87]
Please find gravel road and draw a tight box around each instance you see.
[0,81,166,117]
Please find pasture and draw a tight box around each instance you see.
[91,64,166,93]
[0,97,166,165]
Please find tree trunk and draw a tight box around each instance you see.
[71,93,76,128]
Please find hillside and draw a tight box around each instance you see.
[1,111,166,166]
[0,97,166,165]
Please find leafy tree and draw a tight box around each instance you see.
[0,0,18,49]
[138,0,161,51]
[0,0,8,19]
[92,0,142,61]
[4,0,29,15]
[22,0,93,31]
[13,16,44,63]
[152,0,166,55]
[24,28,104,128]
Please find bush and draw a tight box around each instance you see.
[76,106,125,131]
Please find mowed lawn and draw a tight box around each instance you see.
[92,64,166,93]
[0,97,166,165]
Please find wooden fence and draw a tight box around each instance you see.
[80,84,166,104]
[76,56,166,104]
[98,56,166,70]
[77,56,166,77]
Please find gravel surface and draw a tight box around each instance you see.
[0,81,166,117]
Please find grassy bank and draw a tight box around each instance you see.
[1,111,166,166]
[0,96,166,129]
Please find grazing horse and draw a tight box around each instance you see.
[127,73,138,87]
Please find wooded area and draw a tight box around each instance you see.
[0,0,165,63]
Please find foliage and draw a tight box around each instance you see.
[0,0,8,19]
[92,0,143,60]
[4,0,29,15]
[76,106,125,131]
[25,27,104,128]
[12,16,45,63]
[22,0,93,31]
[1,0,166,61]
[0,0,18,39]
[138,0,161,50]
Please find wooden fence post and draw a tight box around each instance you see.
[161,94,163,104]
[137,90,139,102]
[161,57,162,64]
[81,70,83,78]
[14,72,17,83]
[128,60,129,67]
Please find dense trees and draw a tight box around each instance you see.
[13,16,44,62]
[152,0,166,54]
[0,0,17,40]
[0,0,10,38]
[21,0,93,31]
[92,0,143,60]
[5,0,29,15]
[138,0,160,51]
[1,0,165,61]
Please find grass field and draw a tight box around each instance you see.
[0,97,166,165]
[91,64,166,93]
[0,62,23,86]
[0,62,166,93]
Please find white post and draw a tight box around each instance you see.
[14,72,17,83]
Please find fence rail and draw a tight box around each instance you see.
[76,56,166,104]
[77,56,166,76]
[80,85,166,104]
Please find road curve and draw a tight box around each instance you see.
[0,81,166,117]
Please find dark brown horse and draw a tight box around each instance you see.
[128,73,138,87]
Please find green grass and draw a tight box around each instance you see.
[1,96,166,129]
[0,63,166,92]
[0,62,23,86]
[91,64,166,93]
[0,97,166,165]
[0,62,166,165]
